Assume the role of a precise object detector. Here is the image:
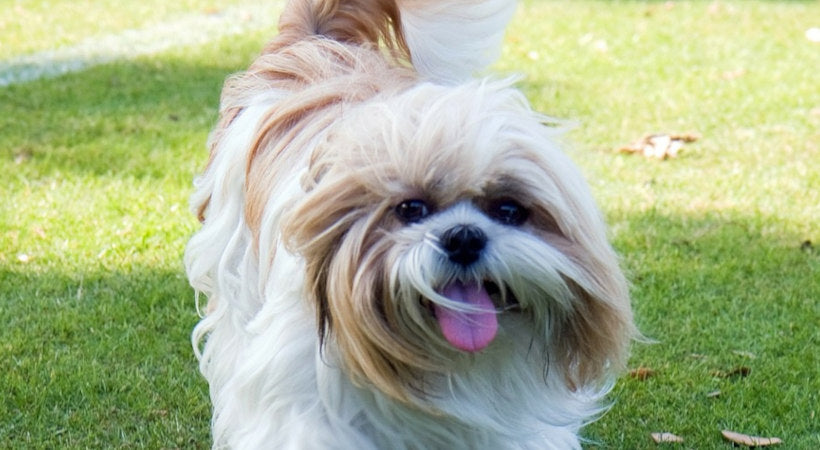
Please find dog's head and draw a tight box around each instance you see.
[273,80,633,404]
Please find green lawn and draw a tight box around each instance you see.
[0,0,267,60]
[1,0,818,448]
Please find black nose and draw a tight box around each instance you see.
[441,224,487,266]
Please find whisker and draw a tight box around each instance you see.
[424,231,447,257]
[500,303,520,312]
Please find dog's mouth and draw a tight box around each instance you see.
[428,280,519,353]
[484,280,521,311]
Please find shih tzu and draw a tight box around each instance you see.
[184,0,636,448]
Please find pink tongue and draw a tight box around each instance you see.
[434,281,498,353]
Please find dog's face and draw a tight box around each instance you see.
[278,82,632,404]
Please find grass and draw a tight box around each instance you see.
[1,0,818,448]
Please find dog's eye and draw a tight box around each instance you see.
[487,199,529,226]
[395,199,430,223]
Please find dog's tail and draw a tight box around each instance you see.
[270,0,518,83]
[266,0,409,57]
[399,0,518,83]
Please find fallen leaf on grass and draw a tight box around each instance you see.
[617,133,699,159]
[721,430,782,447]
[706,390,721,398]
[628,367,655,381]
[651,432,684,443]
[712,366,750,378]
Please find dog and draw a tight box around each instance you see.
[185,0,635,448]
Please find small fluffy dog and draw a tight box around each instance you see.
[185,0,635,448]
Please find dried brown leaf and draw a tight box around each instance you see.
[617,133,699,160]
[721,430,782,447]
[651,432,684,443]
[628,367,655,381]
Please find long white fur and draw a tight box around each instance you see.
[185,1,624,448]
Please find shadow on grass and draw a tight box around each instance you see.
[0,266,210,448]
[615,209,817,343]
[0,38,249,448]
[0,57,238,181]
[590,209,819,447]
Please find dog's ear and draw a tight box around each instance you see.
[280,169,440,403]
[280,170,372,334]
[502,143,636,389]
[529,213,634,389]
[554,276,633,390]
